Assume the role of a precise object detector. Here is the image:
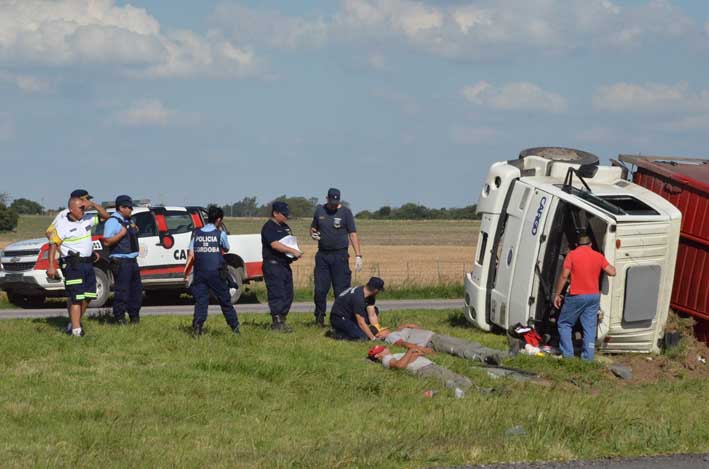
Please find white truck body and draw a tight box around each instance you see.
[464,149,681,353]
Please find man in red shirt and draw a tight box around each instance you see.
[553,234,616,360]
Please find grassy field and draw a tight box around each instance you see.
[1,215,479,290]
[1,309,708,468]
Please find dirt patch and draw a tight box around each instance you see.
[609,337,709,384]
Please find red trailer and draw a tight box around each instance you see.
[619,155,709,345]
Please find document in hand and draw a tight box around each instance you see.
[279,235,300,258]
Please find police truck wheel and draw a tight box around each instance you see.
[89,268,110,308]
[228,266,244,304]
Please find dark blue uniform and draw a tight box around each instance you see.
[311,204,356,319]
[261,219,294,319]
[105,213,142,323]
[329,286,375,340]
[190,225,239,332]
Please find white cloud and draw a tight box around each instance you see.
[0,0,259,78]
[0,71,50,93]
[450,125,498,145]
[0,113,15,141]
[215,0,699,60]
[593,82,709,113]
[462,81,567,113]
[113,100,195,127]
[210,4,329,50]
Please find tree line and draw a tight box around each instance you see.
[218,196,481,220]
[0,194,481,233]
[0,194,45,231]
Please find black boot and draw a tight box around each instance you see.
[192,323,203,338]
[314,315,325,328]
[232,325,240,335]
[271,315,293,333]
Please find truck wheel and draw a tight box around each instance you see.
[228,266,244,304]
[6,291,46,308]
[519,147,599,166]
[89,268,110,308]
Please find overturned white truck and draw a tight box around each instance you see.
[464,148,681,354]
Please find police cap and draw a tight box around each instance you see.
[272,201,290,218]
[70,189,93,200]
[327,188,341,201]
[115,195,134,208]
[366,276,385,291]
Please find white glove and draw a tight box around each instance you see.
[311,230,321,241]
[355,255,363,272]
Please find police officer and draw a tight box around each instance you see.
[46,191,110,337]
[261,201,302,332]
[183,206,240,337]
[102,195,142,324]
[329,277,384,341]
[310,188,362,326]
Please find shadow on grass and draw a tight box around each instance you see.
[447,310,472,328]
[31,316,68,331]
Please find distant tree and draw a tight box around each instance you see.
[0,193,8,205]
[230,196,259,217]
[355,202,480,220]
[10,198,44,215]
[0,202,18,232]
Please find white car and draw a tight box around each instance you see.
[0,206,263,308]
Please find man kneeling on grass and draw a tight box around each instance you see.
[367,345,472,397]
[376,324,508,366]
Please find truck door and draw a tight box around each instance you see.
[149,209,196,280]
[489,183,551,329]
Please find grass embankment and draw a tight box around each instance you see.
[1,310,708,468]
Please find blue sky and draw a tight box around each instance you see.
[1,0,708,212]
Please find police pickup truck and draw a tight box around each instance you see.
[0,206,263,308]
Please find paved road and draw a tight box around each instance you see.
[0,299,463,320]
[435,453,709,469]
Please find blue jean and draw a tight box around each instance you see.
[314,250,351,318]
[112,259,142,321]
[330,314,367,341]
[263,260,294,317]
[557,293,600,361]
[191,270,239,329]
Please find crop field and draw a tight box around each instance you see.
[1,310,708,468]
[1,215,480,289]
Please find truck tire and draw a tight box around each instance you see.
[228,265,244,304]
[519,147,599,166]
[6,291,46,309]
[89,267,110,308]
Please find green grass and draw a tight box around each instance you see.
[0,215,480,248]
[0,214,53,246]
[1,309,708,468]
[239,281,464,303]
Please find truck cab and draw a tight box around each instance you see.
[464,148,681,354]
[0,205,263,308]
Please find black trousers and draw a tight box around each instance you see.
[112,258,142,320]
[191,270,239,329]
[263,260,293,317]
[313,250,351,318]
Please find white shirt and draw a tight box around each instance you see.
[50,212,98,257]
[382,352,433,373]
[384,328,435,347]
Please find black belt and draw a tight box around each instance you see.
[61,256,93,263]
[111,257,138,263]
[319,248,348,253]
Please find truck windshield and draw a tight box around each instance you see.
[557,186,625,215]
[555,186,659,216]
